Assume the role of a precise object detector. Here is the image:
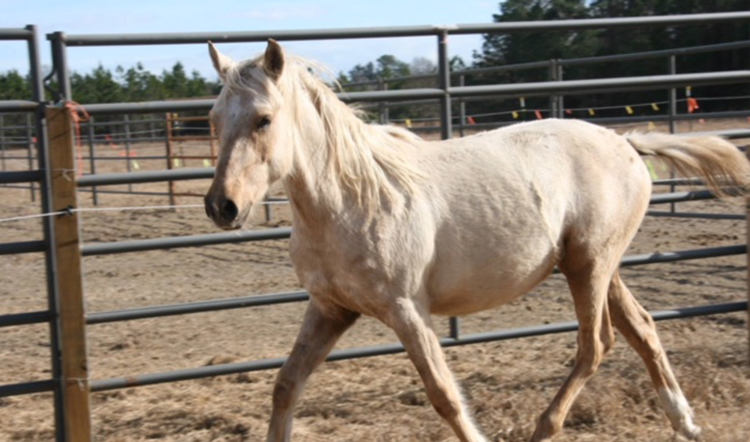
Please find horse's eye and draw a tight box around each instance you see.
[257,116,271,130]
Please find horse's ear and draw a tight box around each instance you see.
[263,39,284,80]
[208,41,233,81]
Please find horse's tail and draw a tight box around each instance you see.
[625,131,750,197]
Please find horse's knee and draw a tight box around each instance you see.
[272,376,295,410]
[576,339,605,377]
[431,394,461,421]
[425,382,462,421]
[533,412,564,441]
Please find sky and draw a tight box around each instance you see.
[1,0,500,80]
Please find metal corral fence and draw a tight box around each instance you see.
[5,38,750,207]
[1,12,750,442]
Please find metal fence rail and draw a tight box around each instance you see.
[85,300,746,393]
[82,244,745,326]
[347,39,750,88]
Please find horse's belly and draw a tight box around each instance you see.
[427,240,558,316]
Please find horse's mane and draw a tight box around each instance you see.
[226,54,425,210]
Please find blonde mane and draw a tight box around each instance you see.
[227,54,426,210]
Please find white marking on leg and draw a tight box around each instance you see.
[657,386,701,440]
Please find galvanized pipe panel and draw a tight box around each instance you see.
[344,40,750,87]
[77,70,750,116]
[0,240,47,255]
[70,190,719,259]
[0,170,43,184]
[649,190,714,204]
[77,167,214,187]
[450,12,750,35]
[0,310,53,328]
[88,301,746,392]
[620,245,745,267]
[560,39,750,67]
[81,227,292,256]
[646,211,746,221]
[86,291,309,324]
[0,100,38,113]
[0,380,56,398]
[76,99,216,116]
[448,71,750,99]
[61,12,750,46]
[83,244,744,324]
[0,28,33,40]
[62,25,444,46]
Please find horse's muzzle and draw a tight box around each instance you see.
[204,193,241,230]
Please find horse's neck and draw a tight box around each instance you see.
[282,155,344,228]
[281,77,406,229]
[281,98,347,227]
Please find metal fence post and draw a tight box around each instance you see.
[437,29,452,139]
[124,114,133,192]
[377,77,385,124]
[165,114,175,206]
[50,32,72,101]
[1,115,6,175]
[25,113,36,202]
[556,61,565,118]
[549,59,559,119]
[668,55,677,134]
[86,116,98,205]
[383,82,390,124]
[458,74,466,137]
[668,55,677,213]
[27,24,68,441]
[46,105,92,442]
[437,28,459,338]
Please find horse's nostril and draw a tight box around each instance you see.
[204,196,213,219]
[221,199,239,222]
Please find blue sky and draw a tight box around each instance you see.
[1,0,499,80]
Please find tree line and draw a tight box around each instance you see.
[337,0,750,123]
[0,62,219,104]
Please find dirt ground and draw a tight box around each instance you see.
[1,118,749,442]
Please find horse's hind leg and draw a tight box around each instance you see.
[530,258,616,442]
[608,272,701,440]
[389,298,487,442]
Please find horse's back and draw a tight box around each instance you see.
[420,119,651,315]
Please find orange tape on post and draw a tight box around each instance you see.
[63,101,90,177]
[687,98,699,114]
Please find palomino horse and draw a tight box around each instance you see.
[204,40,748,442]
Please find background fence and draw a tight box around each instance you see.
[1,12,749,441]
[4,38,750,211]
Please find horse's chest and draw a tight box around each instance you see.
[289,235,388,315]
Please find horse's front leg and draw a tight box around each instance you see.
[389,298,487,442]
[266,299,359,442]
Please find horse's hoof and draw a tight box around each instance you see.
[675,424,702,441]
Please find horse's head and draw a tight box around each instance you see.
[204,40,294,229]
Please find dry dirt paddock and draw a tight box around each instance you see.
[0,119,749,441]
